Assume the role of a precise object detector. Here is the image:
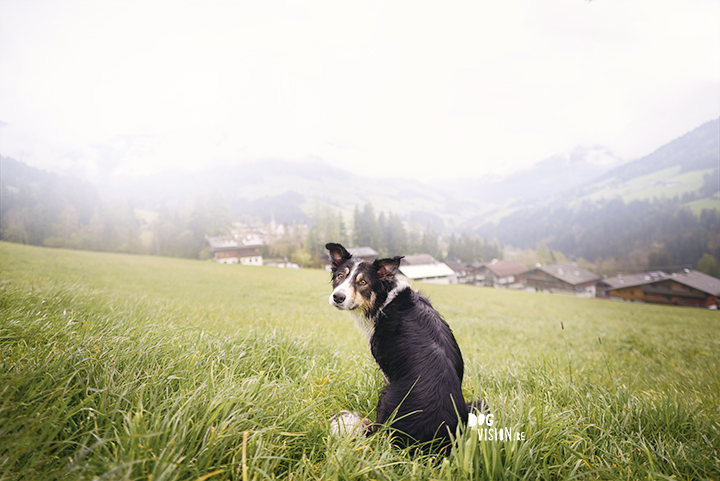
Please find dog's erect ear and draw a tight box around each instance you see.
[325,243,352,269]
[374,256,403,281]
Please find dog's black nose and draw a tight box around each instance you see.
[333,293,346,304]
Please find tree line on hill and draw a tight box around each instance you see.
[263,201,503,269]
[349,203,503,263]
[0,157,232,259]
[2,156,718,278]
[475,196,720,277]
[0,157,504,270]
[2,158,494,268]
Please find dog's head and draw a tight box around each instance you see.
[325,243,403,315]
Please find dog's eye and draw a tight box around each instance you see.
[358,279,367,286]
[337,274,344,280]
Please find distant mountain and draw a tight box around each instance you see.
[467,146,624,204]
[89,118,718,234]
[594,118,719,182]
[569,118,719,205]
[6,115,716,271]
[1,156,101,226]
[96,158,489,229]
[467,118,720,272]
[463,118,718,212]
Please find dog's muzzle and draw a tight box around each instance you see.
[329,286,355,310]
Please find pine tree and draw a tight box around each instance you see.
[421,224,439,259]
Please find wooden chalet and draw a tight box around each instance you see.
[324,246,378,270]
[597,270,720,309]
[474,260,529,288]
[206,235,263,265]
[524,262,600,297]
[445,260,475,284]
[348,246,378,263]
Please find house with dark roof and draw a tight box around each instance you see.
[474,260,529,288]
[597,270,720,309]
[400,254,436,266]
[445,260,475,284]
[324,246,378,271]
[524,262,601,297]
[348,246,378,263]
[206,235,263,265]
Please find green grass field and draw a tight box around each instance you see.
[1,242,718,480]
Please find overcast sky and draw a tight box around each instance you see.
[1,1,718,183]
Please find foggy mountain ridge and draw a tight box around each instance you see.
[462,117,719,226]
[593,118,719,182]
[463,118,719,263]
[93,157,471,226]
[4,117,717,234]
[453,145,625,205]
[90,145,629,229]
[561,117,720,204]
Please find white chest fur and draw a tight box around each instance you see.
[351,311,375,343]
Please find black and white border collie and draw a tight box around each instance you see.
[325,243,482,452]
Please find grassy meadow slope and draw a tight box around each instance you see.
[583,166,714,204]
[1,242,718,480]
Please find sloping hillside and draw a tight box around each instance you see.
[94,158,492,229]
[469,119,719,272]
[595,118,718,181]
[574,118,719,204]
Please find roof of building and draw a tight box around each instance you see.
[399,263,456,280]
[206,235,262,253]
[206,237,239,250]
[599,271,670,290]
[674,270,720,296]
[348,246,378,258]
[445,260,470,273]
[601,270,720,296]
[401,254,438,266]
[484,260,529,277]
[534,262,601,286]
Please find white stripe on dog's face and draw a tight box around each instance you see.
[329,259,363,310]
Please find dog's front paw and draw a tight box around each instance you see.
[329,410,371,436]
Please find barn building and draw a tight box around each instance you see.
[474,260,529,288]
[324,246,378,271]
[445,260,475,284]
[348,246,378,263]
[597,270,720,309]
[524,262,601,297]
[399,254,457,284]
[206,235,263,265]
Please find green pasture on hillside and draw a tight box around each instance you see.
[685,197,720,216]
[1,242,718,480]
[585,166,715,204]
